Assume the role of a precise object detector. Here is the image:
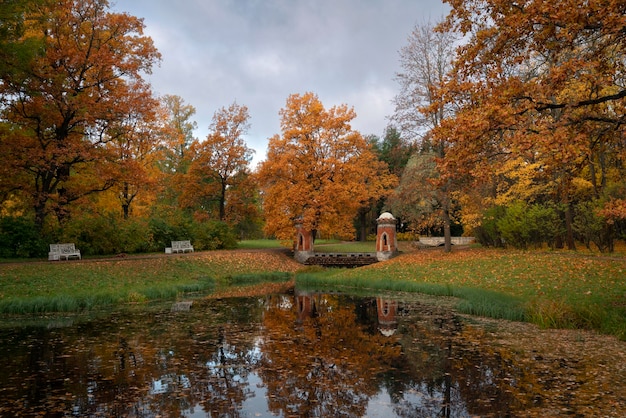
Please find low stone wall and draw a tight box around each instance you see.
[304,253,378,267]
[418,236,475,247]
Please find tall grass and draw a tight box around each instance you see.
[0,250,301,314]
[454,288,526,322]
[296,272,452,295]
[0,278,216,314]
[228,272,293,285]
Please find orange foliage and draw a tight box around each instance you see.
[257,92,397,240]
[599,199,626,223]
[181,102,255,222]
[0,0,161,226]
[433,0,626,236]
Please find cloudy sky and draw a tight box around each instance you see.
[111,0,449,168]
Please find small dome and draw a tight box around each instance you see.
[377,212,395,220]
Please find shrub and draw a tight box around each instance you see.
[148,208,194,251]
[190,220,238,250]
[148,208,237,251]
[0,216,47,258]
[62,213,153,255]
[497,201,532,248]
[527,202,564,248]
[496,201,564,249]
[473,206,506,247]
[396,231,419,241]
[573,200,615,252]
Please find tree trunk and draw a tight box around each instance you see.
[357,207,369,241]
[122,182,130,219]
[34,199,47,231]
[219,180,227,221]
[565,203,576,250]
[442,196,452,253]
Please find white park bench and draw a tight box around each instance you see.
[168,240,194,254]
[48,243,81,261]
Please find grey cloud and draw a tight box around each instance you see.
[112,0,449,167]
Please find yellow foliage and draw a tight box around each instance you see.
[494,157,551,206]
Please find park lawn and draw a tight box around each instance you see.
[236,238,343,250]
[0,251,302,313]
[237,239,285,249]
[313,241,377,253]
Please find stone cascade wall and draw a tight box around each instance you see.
[304,253,377,267]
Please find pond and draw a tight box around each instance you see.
[0,288,624,417]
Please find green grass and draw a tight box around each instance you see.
[237,239,285,249]
[237,239,344,252]
[313,241,376,253]
[0,251,300,314]
[296,272,527,322]
[228,272,293,285]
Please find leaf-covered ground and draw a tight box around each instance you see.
[459,313,626,416]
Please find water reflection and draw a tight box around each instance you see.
[0,289,613,417]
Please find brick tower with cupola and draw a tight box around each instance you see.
[376,212,398,261]
[294,217,314,263]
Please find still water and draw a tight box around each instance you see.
[0,288,620,417]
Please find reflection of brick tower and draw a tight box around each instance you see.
[294,217,314,263]
[295,291,317,323]
[376,297,398,336]
[376,212,398,261]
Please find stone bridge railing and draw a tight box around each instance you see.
[418,237,475,247]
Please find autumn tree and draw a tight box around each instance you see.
[434,0,626,250]
[105,93,166,219]
[257,92,397,241]
[374,126,415,178]
[356,126,414,241]
[0,0,160,229]
[160,94,197,174]
[0,0,42,79]
[182,102,254,222]
[387,152,448,235]
[391,20,458,250]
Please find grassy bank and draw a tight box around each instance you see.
[1,245,625,340]
[235,238,342,250]
[296,248,626,340]
[313,241,377,253]
[0,251,301,314]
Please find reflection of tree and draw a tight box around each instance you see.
[387,304,540,417]
[0,299,264,417]
[1,294,612,417]
[194,325,258,417]
[258,293,403,417]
